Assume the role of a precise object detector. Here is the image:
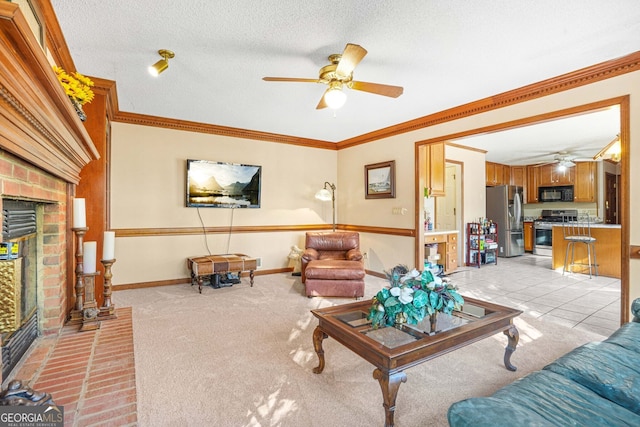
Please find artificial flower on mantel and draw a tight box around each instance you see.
[367,264,464,330]
[53,66,95,121]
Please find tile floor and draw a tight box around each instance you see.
[451,253,622,337]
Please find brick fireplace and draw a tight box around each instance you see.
[0,3,99,382]
[0,155,68,378]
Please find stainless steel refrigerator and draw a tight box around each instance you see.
[486,185,524,257]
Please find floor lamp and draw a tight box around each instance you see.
[315,182,336,231]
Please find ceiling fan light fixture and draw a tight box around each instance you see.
[324,86,347,109]
[148,49,175,77]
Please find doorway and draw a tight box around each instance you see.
[436,163,463,262]
[415,97,629,325]
[605,171,619,224]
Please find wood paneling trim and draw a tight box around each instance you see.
[113,267,289,291]
[337,224,415,237]
[114,224,414,238]
[112,111,337,150]
[0,2,98,184]
[337,50,640,149]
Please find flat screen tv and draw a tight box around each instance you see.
[186,159,261,208]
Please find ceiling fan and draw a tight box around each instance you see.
[262,43,403,109]
[535,151,596,168]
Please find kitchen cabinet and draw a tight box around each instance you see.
[486,161,509,186]
[424,231,458,274]
[445,233,458,273]
[524,221,534,252]
[574,162,597,202]
[510,166,526,187]
[425,142,445,197]
[526,166,539,203]
[538,163,574,186]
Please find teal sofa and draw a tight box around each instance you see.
[448,299,640,426]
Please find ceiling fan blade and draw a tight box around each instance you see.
[350,80,404,98]
[262,77,320,83]
[532,161,557,167]
[336,44,367,77]
[316,89,329,110]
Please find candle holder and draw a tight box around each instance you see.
[79,272,101,332]
[69,226,101,331]
[99,258,117,319]
[69,227,87,324]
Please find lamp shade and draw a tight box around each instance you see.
[324,87,347,109]
[315,188,332,201]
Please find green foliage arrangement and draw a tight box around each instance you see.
[368,264,464,328]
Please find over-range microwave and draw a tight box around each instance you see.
[538,185,574,202]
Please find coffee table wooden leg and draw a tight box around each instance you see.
[503,324,519,371]
[197,276,204,294]
[373,368,407,427]
[249,270,254,286]
[312,326,328,374]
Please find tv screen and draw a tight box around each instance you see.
[186,159,261,208]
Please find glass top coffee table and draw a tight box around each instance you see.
[311,296,522,427]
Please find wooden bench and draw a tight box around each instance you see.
[187,254,257,293]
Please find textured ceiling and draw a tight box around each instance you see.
[50,0,640,162]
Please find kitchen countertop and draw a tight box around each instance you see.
[424,230,459,236]
[550,223,621,228]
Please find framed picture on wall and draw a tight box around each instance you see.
[365,160,395,199]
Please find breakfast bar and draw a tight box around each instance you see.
[551,224,621,278]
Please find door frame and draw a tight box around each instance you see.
[414,96,630,323]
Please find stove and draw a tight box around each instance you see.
[533,209,578,256]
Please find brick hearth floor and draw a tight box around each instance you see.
[8,307,137,427]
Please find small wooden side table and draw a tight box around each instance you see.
[187,253,257,293]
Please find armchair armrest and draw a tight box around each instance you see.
[346,248,363,262]
[302,248,319,262]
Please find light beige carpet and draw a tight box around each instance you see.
[116,273,606,427]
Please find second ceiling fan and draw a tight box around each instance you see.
[263,43,403,109]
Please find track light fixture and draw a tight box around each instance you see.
[148,49,175,77]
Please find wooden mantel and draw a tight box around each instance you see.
[0,2,98,184]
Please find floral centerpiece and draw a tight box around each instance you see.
[53,66,95,120]
[367,264,464,329]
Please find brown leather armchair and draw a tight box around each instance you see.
[301,231,365,298]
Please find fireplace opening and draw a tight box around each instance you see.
[1,199,38,380]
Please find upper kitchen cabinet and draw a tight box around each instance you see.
[485,161,509,186]
[538,163,575,186]
[425,142,445,197]
[510,166,526,187]
[574,162,597,202]
[526,166,539,203]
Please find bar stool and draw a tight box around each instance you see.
[562,214,598,278]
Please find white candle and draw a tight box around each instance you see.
[83,241,97,274]
[73,198,86,228]
[103,231,115,260]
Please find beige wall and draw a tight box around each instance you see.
[110,123,336,284]
[109,69,640,316]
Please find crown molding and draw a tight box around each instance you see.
[112,111,337,150]
[337,50,640,149]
